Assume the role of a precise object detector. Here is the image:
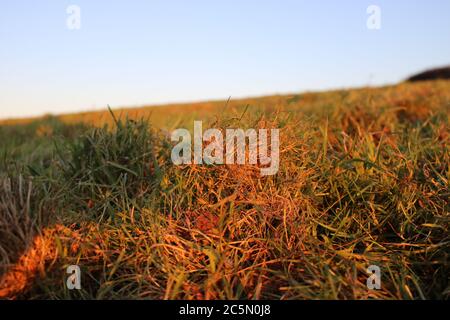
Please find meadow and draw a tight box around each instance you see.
[0,80,449,299]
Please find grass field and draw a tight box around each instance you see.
[0,80,449,299]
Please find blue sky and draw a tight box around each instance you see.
[1,1,450,119]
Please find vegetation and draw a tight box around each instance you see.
[407,66,450,82]
[0,80,449,299]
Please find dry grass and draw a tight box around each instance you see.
[0,81,449,300]
[0,176,36,275]
[0,226,63,299]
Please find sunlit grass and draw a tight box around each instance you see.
[0,80,449,299]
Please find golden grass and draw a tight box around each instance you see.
[0,226,61,299]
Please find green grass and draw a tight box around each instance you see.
[0,81,449,299]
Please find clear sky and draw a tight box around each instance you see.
[1,0,450,119]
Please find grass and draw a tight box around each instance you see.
[0,80,449,299]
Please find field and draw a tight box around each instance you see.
[0,81,449,299]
